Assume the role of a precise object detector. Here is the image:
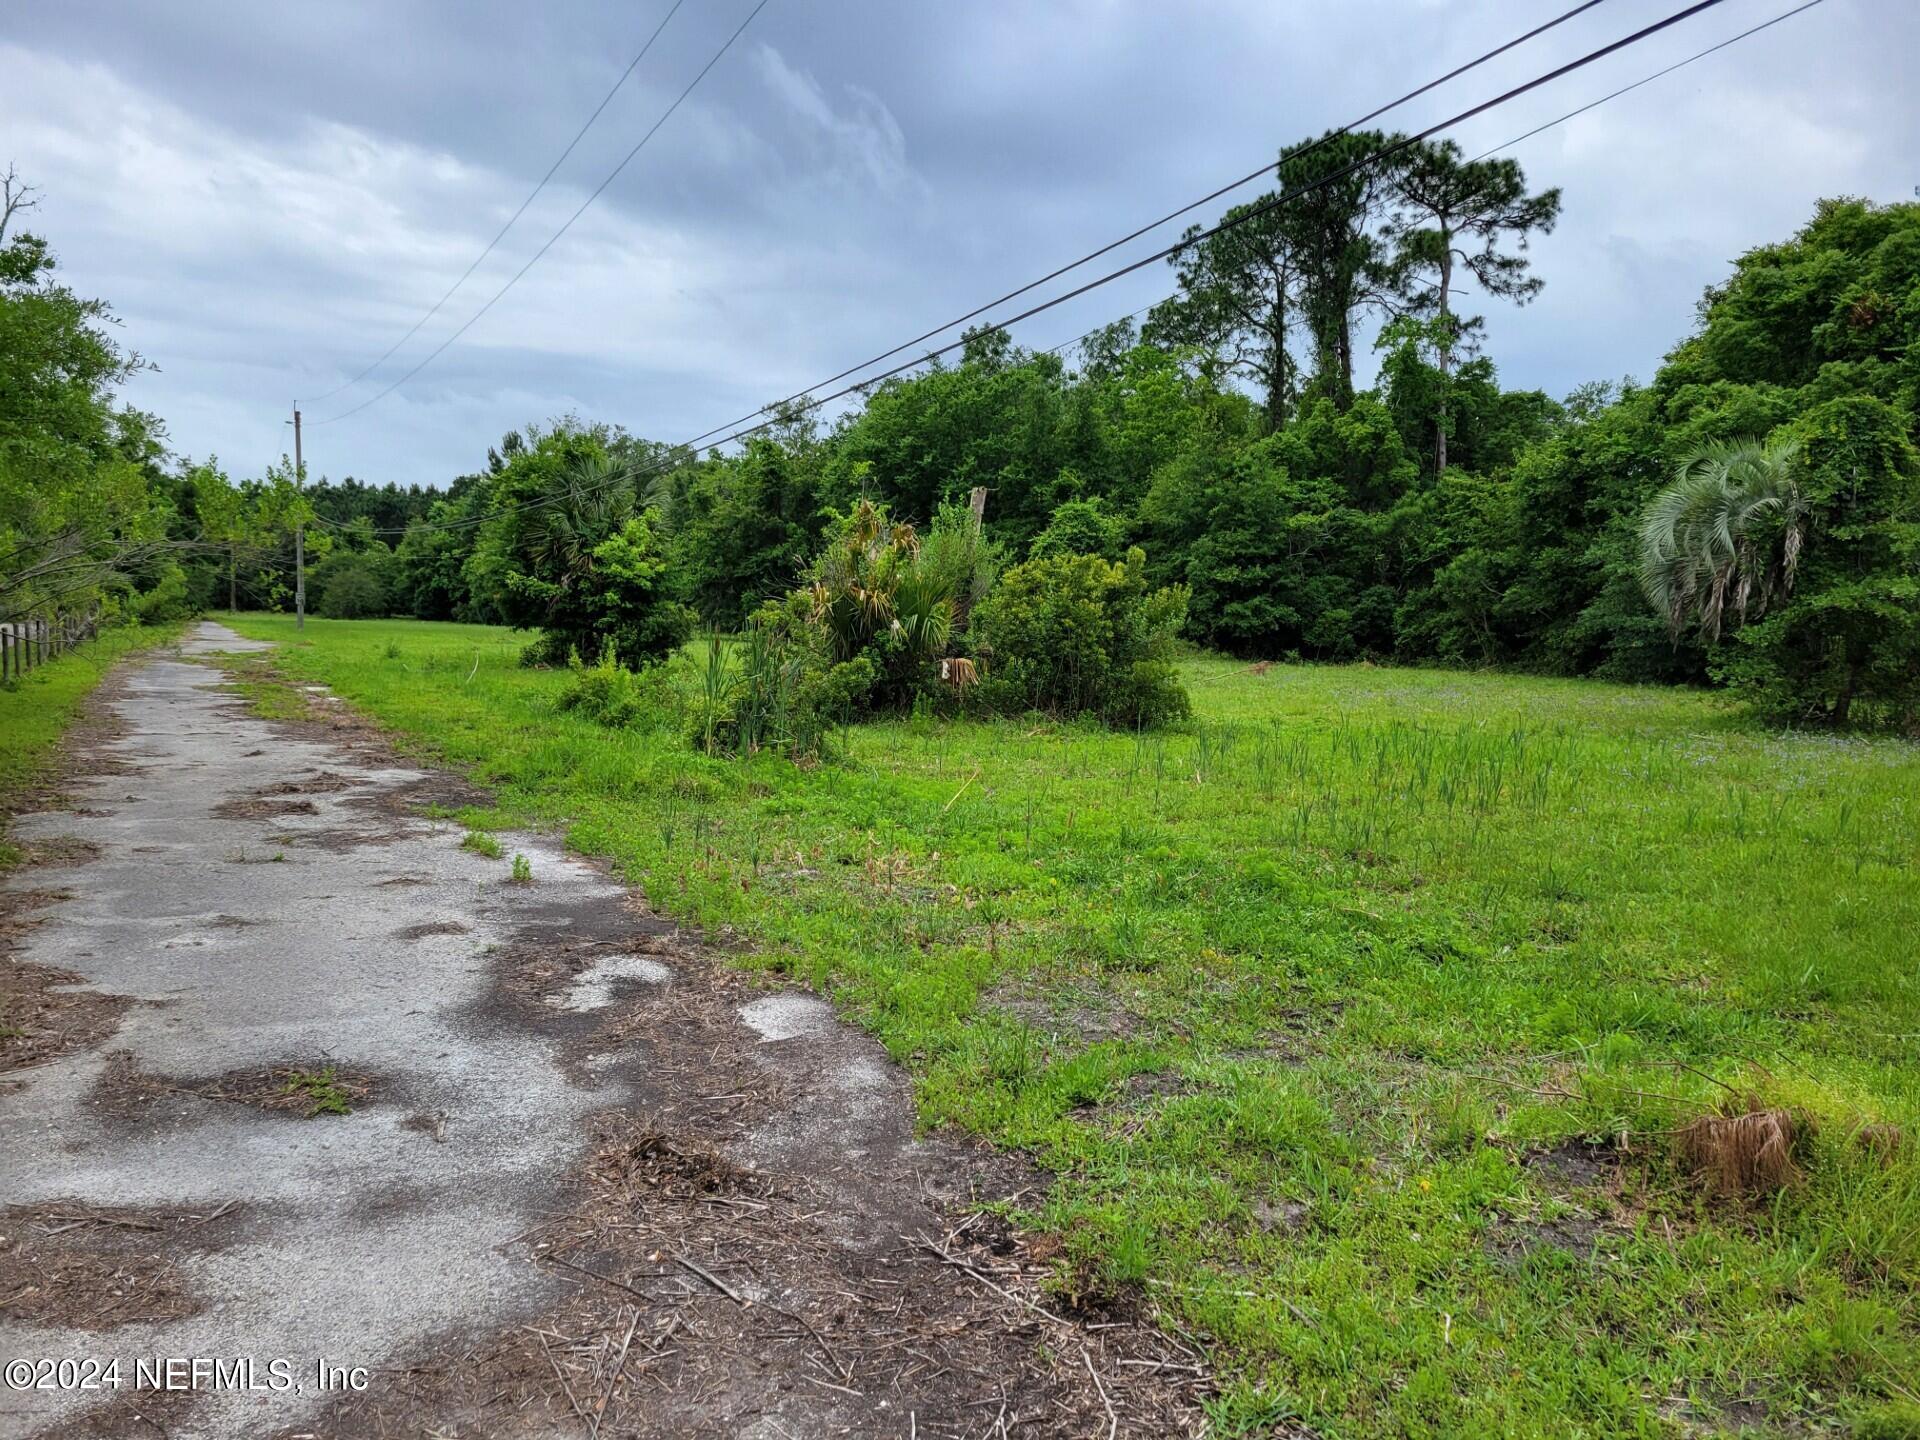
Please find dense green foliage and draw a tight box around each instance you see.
[973,548,1191,724]
[463,428,693,666]
[238,188,1913,730]
[5,158,1914,737]
[0,176,189,627]
[231,615,1920,1438]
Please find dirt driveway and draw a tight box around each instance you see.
[0,624,1201,1439]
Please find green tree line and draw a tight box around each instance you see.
[5,144,1915,729]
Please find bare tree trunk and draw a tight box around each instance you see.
[1338,316,1355,409]
[1261,290,1293,432]
[1834,648,1864,726]
[1435,242,1453,474]
[229,544,237,612]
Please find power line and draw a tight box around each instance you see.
[305,0,690,406]
[686,0,1738,427]
[315,0,1603,437]
[1040,0,1829,366]
[311,1,702,407]
[310,0,773,426]
[1469,0,1824,161]
[671,0,1616,453]
[328,0,1741,539]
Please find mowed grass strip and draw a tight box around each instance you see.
[228,615,1920,1438]
[0,623,174,868]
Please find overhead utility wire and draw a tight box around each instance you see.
[1040,0,1828,364]
[314,0,1602,436]
[305,0,689,406]
[625,0,1743,451]
[667,0,1614,453]
[310,0,773,426]
[328,0,1736,536]
[1469,0,1822,160]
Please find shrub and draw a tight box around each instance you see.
[556,646,659,728]
[313,551,390,619]
[131,561,192,623]
[1111,658,1191,728]
[915,501,1003,629]
[786,499,989,718]
[1709,399,1920,728]
[971,546,1190,725]
[689,611,875,760]
[473,433,694,669]
[1030,497,1126,561]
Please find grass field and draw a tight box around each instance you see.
[224,615,1919,1438]
[0,623,173,869]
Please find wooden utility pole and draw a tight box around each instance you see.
[292,405,306,630]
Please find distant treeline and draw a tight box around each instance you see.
[5,138,1916,729]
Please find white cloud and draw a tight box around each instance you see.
[1,0,1911,483]
[751,44,920,196]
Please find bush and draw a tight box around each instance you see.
[1711,398,1920,728]
[131,561,192,623]
[783,499,994,717]
[1030,497,1126,561]
[556,646,662,728]
[313,551,391,619]
[690,614,876,760]
[1111,658,1191,728]
[971,546,1190,725]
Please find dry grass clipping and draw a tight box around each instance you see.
[1679,1097,1812,1196]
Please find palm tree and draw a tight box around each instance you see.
[524,452,635,600]
[1638,437,1806,644]
[809,500,920,662]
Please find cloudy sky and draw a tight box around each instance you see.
[4,0,1911,488]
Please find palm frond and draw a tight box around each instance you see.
[1639,436,1805,644]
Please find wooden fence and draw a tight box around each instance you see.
[0,609,101,683]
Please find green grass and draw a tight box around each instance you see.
[226,615,1920,1438]
[0,623,175,869]
[460,829,504,860]
[282,1066,353,1117]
